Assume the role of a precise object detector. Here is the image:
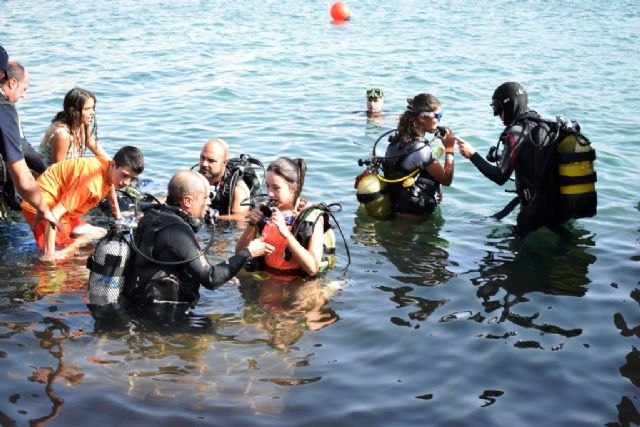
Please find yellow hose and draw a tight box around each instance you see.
[376,168,419,183]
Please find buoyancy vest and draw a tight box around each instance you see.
[124,205,201,302]
[210,159,263,215]
[383,136,439,215]
[209,168,234,215]
[252,207,336,276]
[261,222,299,272]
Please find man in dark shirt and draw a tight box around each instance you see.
[0,56,58,227]
[124,170,272,306]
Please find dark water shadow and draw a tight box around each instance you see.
[609,287,640,426]
[606,205,640,426]
[353,209,455,286]
[0,314,85,427]
[460,224,597,343]
[352,209,455,327]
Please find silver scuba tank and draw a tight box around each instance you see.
[87,219,134,306]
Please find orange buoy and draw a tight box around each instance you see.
[330,2,351,22]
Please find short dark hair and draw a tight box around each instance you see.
[113,146,144,174]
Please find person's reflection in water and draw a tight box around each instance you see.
[466,224,596,343]
[87,301,223,401]
[27,317,85,426]
[239,274,339,351]
[352,210,454,326]
[611,287,640,426]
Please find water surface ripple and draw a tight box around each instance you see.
[1,1,639,426]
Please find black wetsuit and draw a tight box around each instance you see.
[123,204,251,305]
[470,112,560,234]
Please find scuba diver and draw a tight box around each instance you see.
[356,93,457,220]
[457,82,596,235]
[197,138,264,222]
[236,157,338,277]
[123,170,272,306]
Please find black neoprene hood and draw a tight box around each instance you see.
[492,82,529,125]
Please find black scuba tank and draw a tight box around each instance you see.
[87,219,134,306]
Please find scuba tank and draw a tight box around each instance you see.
[355,127,446,219]
[554,117,597,220]
[355,172,392,219]
[355,129,395,220]
[87,218,135,306]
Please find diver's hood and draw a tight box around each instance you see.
[492,82,529,126]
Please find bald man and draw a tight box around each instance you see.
[124,170,272,306]
[198,138,251,220]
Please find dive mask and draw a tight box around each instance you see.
[366,88,384,100]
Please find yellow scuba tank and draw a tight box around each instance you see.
[555,120,597,219]
[355,173,392,219]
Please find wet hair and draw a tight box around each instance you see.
[52,87,97,130]
[396,93,441,144]
[113,146,144,174]
[267,157,307,202]
[1,61,25,85]
[50,88,98,152]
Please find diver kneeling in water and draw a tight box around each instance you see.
[382,93,457,219]
[235,157,330,277]
[123,170,272,306]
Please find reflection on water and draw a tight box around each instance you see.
[611,287,640,426]
[352,210,454,328]
[239,273,340,352]
[0,219,342,423]
[464,224,596,347]
[2,0,639,422]
[353,209,455,286]
[28,317,85,426]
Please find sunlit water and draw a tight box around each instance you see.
[1,1,639,425]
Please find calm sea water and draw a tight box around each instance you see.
[1,1,639,426]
